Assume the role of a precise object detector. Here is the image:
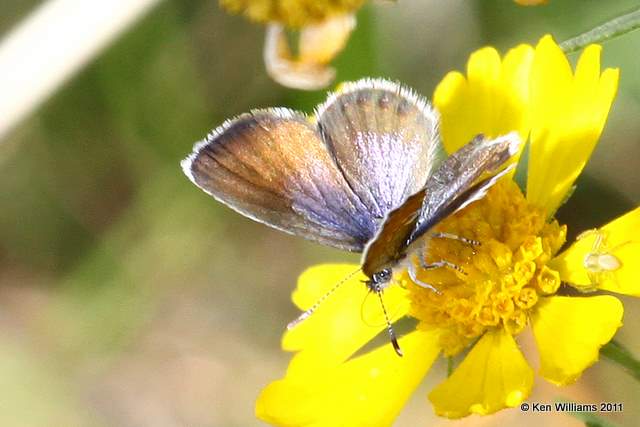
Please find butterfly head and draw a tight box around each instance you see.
[364,268,393,292]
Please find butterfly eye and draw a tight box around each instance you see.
[371,268,392,286]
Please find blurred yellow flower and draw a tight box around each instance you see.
[219,0,365,28]
[256,35,635,425]
[219,0,367,89]
[264,14,356,90]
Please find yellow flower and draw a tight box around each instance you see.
[219,0,366,28]
[219,0,366,89]
[264,14,356,90]
[256,35,633,425]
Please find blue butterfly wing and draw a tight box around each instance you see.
[182,79,442,253]
[316,79,443,219]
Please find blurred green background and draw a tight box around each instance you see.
[1,0,639,426]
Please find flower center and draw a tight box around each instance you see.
[405,179,567,356]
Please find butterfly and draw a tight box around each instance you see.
[181,78,521,355]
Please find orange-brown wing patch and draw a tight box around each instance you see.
[183,110,375,251]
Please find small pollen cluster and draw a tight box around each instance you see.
[406,180,566,356]
[219,0,366,27]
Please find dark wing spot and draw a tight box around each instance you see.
[397,99,411,116]
[356,91,370,105]
[378,92,391,109]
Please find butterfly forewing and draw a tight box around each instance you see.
[362,133,522,275]
[183,109,374,251]
[411,132,521,241]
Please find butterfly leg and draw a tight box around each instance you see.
[421,259,468,276]
[417,242,468,276]
[431,232,481,248]
[407,259,441,294]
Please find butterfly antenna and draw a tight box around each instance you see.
[376,289,403,357]
[287,267,361,330]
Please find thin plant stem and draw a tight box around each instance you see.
[0,0,161,140]
[601,340,640,381]
[556,400,621,427]
[561,6,640,53]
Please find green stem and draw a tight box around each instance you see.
[447,356,454,377]
[560,6,640,53]
[601,340,640,381]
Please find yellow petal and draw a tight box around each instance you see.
[264,24,333,90]
[283,264,410,371]
[428,329,533,419]
[299,14,356,64]
[257,329,441,427]
[432,70,468,153]
[549,207,640,296]
[531,295,623,385]
[433,44,533,155]
[263,13,356,90]
[527,35,619,216]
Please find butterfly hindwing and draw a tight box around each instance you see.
[316,79,443,219]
